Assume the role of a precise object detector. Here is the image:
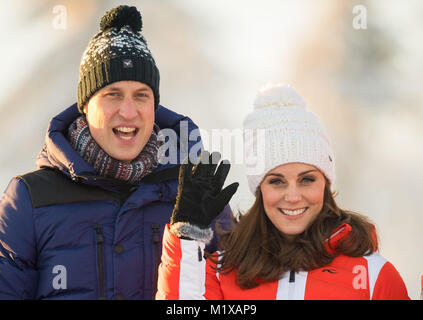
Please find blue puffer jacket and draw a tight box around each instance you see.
[0,104,233,300]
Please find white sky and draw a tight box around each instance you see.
[1,0,422,299]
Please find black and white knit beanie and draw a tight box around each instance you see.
[77,5,160,112]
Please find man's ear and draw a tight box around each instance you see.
[83,103,88,114]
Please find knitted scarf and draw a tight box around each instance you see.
[67,115,163,184]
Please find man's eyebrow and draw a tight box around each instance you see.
[104,86,150,92]
[134,87,151,93]
[264,169,318,178]
[105,86,121,91]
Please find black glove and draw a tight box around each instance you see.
[170,151,239,243]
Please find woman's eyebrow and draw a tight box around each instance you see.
[265,169,318,178]
[298,170,318,176]
[265,173,284,178]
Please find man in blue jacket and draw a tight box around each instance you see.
[0,5,232,299]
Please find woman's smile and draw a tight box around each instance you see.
[278,207,308,220]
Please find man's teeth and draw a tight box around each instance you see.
[280,208,307,216]
[115,127,136,133]
[119,135,133,140]
[114,127,137,140]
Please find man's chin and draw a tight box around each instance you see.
[105,145,143,162]
[112,151,141,162]
[100,135,149,161]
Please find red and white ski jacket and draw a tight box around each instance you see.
[156,224,409,300]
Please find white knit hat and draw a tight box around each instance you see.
[243,83,335,194]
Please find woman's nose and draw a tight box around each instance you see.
[283,186,302,203]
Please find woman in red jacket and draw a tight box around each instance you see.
[156,84,409,300]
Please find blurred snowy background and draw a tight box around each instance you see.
[1,0,422,299]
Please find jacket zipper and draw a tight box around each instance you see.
[94,224,106,300]
[151,224,161,299]
[288,270,295,300]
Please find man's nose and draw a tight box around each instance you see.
[118,97,137,120]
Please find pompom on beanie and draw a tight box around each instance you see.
[243,84,335,194]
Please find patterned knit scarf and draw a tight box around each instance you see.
[67,115,163,184]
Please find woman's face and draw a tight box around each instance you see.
[260,162,326,237]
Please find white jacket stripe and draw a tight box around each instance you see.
[364,253,387,299]
[293,271,308,299]
[179,239,206,300]
[276,271,308,300]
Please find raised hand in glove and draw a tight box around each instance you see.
[169,151,239,243]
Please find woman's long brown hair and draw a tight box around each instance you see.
[209,183,378,289]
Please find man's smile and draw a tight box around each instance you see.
[112,126,139,141]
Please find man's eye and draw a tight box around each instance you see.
[136,93,148,98]
[105,92,119,97]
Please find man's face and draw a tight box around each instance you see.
[83,81,155,161]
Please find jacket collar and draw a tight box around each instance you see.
[325,223,352,254]
[325,222,378,254]
[37,104,95,180]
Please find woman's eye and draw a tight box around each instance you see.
[269,179,284,185]
[301,176,315,183]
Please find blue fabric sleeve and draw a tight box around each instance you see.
[0,178,38,299]
[206,204,234,253]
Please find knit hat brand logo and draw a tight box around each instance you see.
[123,59,133,68]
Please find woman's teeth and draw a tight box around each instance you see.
[280,208,307,216]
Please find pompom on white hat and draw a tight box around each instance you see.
[243,84,335,194]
